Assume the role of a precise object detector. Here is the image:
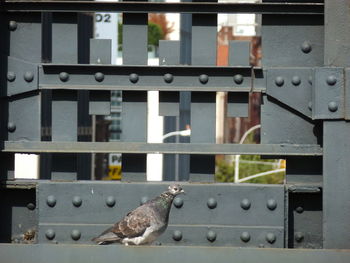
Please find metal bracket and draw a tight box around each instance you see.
[312,67,344,120]
[6,56,38,97]
[266,67,313,119]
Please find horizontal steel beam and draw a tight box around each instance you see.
[3,141,323,156]
[39,64,264,92]
[2,1,324,14]
[0,244,349,263]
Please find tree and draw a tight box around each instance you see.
[149,14,174,40]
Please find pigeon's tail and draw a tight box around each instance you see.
[91,227,121,245]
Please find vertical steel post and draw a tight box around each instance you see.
[323,0,350,249]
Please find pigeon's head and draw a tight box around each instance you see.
[168,184,185,196]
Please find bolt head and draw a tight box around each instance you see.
[129,73,139,83]
[199,74,209,84]
[301,41,312,54]
[207,230,217,242]
[95,72,104,82]
[240,232,250,243]
[46,195,57,207]
[71,229,81,241]
[275,76,284,87]
[7,122,16,132]
[106,196,116,207]
[328,101,338,112]
[207,198,217,209]
[240,198,251,210]
[295,206,304,214]
[173,197,183,208]
[140,196,148,205]
[267,199,277,211]
[291,76,301,86]
[24,71,34,82]
[308,76,313,85]
[308,101,312,111]
[45,229,55,240]
[266,233,276,244]
[295,232,304,243]
[7,72,16,82]
[9,21,17,31]
[172,230,183,241]
[233,74,244,84]
[326,75,337,86]
[27,202,36,210]
[72,196,82,207]
[164,73,173,83]
[59,72,69,82]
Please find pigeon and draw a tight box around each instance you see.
[92,184,185,246]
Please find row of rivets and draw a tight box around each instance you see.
[45,195,276,211]
[57,72,245,85]
[46,195,117,208]
[171,230,276,244]
[7,71,34,82]
[45,229,81,241]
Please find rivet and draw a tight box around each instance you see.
[45,229,55,240]
[301,41,312,54]
[240,231,250,243]
[140,196,148,205]
[326,75,337,86]
[308,76,313,85]
[24,71,34,82]
[164,73,173,83]
[233,74,244,84]
[106,196,116,207]
[7,122,16,133]
[328,101,338,112]
[295,232,304,243]
[72,196,82,207]
[46,195,56,207]
[240,198,251,210]
[59,72,69,82]
[267,199,277,211]
[129,73,139,83]
[27,202,36,210]
[172,230,182,241]
[308,101,312,111]
[9,21,17,31]
[7,72,16,82]
[295,206,304,214]
[266,233,276,244]
[207,230,217,242]
[173,197,183,208]
[291,76,301,86]
[95,72,104,82]
[199,74,209,84]
[71,229,81,241]
[207,198,217,209]
[275,76,284,87]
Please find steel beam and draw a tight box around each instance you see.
[2,1,324,14]
[0,244,350,263]
[3,141,322,156]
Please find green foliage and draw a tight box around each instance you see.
[215,156,285,184]
[118,22,164,47]
[215,131,285,184]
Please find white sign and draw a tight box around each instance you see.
[94,2,118,64]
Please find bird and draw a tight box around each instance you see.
[92,184,185,246]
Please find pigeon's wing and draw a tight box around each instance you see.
[111,207,152,238]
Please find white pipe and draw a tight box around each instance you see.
[234,124,261,183]
[237,168,286,183]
